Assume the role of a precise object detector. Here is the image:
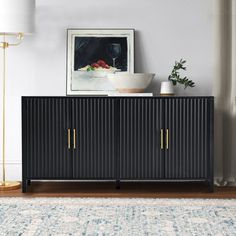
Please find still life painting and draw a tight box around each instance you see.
[66,29,134,95]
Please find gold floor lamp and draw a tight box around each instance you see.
[0,0,35,190]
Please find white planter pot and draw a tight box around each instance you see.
[160,81,174,95]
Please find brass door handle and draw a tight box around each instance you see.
[73,129,76,149]
[67,129,71,149]
[160,129,164,150]
[166,129,169,150]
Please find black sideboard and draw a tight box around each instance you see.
[22,96,214,192]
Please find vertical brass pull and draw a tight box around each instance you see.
[166,129,169,150]
[67,129,71,149]
[73,129,76,149]
[160,129,164,150]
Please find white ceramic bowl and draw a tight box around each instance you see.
[108,73,155,93]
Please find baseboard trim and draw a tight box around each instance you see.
[0,161,21,165]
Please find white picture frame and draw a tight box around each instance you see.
[66,29,134,95]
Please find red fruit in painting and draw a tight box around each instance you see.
[104,64,110,69]
[91,63,99,68]
[97,59,106,68]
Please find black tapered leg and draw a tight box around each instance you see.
[208,179,214,193]
[22,179,28,193]
[116,180,120,189]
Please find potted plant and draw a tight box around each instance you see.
[160,59,195,95]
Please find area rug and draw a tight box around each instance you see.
[0,198,236,236]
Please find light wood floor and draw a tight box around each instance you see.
[0,182,236,198]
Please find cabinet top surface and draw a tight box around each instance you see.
[22,96,214,99]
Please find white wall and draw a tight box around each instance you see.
[0,0,214,180]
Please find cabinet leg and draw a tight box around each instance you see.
[208,179,214,193]
[116,180,120,189]
[27,180,31,186]
[22,180,28,193]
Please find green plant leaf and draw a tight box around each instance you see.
[167,59,195,89]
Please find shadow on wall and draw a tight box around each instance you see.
[134,30,146,73]
[135,30,160,94]
[134,30,199,95]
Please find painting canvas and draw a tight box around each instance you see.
[66,29,134,95]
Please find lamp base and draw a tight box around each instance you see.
[0,181,21,191]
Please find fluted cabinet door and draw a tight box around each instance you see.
[119,98,164,179]
[71,98,116,179]
[163,98,213,179]
[22,98,72,179]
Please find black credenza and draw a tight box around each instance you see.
[22,96,214,192]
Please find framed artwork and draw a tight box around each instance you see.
[66,29,134,95]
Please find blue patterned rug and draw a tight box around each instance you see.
[0,198,236,235]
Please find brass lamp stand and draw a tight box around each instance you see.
[0,33,24,190]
